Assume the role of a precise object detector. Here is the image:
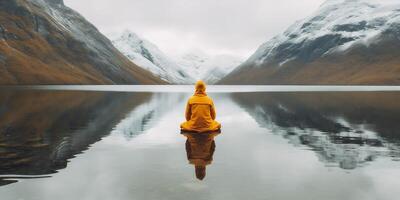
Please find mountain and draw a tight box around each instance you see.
[200,54,244,84]
[111,31,243,84]
[0,0,164,85]
[220,0,400,85]
[177,51,243,84]
[112,31,195,84]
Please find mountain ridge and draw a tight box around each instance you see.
[112,31,243,84]
[0,0,165,85]
[112,30,195,84]
[220,0,400,85]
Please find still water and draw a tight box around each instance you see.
[1,86,400,200]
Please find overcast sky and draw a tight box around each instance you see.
[65,0,324,59]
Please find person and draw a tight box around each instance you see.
[180,80,221,133]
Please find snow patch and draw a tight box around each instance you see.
[248,0,400,65]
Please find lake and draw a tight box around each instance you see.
[1,86,400,200]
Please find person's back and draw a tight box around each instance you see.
[180,81,221,133]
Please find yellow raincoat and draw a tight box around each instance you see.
[180,81,221,132]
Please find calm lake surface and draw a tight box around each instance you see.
[1,86,400,200]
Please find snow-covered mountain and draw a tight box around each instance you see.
[112,32,243,84]
[221,0,400,85]
[112,31,195,84]
[177,51,243,84]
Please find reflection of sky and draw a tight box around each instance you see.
[1,93,400,200]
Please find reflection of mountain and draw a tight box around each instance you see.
[0,90,154,186]
[111,93,185,139]
[232,92,400,169]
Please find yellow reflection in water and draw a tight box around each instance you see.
[181,131,221,180]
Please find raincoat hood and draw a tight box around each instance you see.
[195,80,206,96]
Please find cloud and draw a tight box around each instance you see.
[64,0,324,59]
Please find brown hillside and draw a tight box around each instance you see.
[0,0,165,85]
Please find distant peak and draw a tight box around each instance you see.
[320,0,362,8]
[121,30,140,38]
[321,0,397,8]
[44,0,64,6]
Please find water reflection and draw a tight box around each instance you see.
[1,88,400,200]
[0,90,177,186]
[232,92,400,169]
[111,93,185,139]
[181,131,220,180]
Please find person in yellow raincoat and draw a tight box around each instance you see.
[180,80,221,132]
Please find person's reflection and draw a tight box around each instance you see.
[181,131,220,180]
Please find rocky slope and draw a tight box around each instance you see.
[112,31,195,84]
[220,0,400,85]
[0,0,164,84]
